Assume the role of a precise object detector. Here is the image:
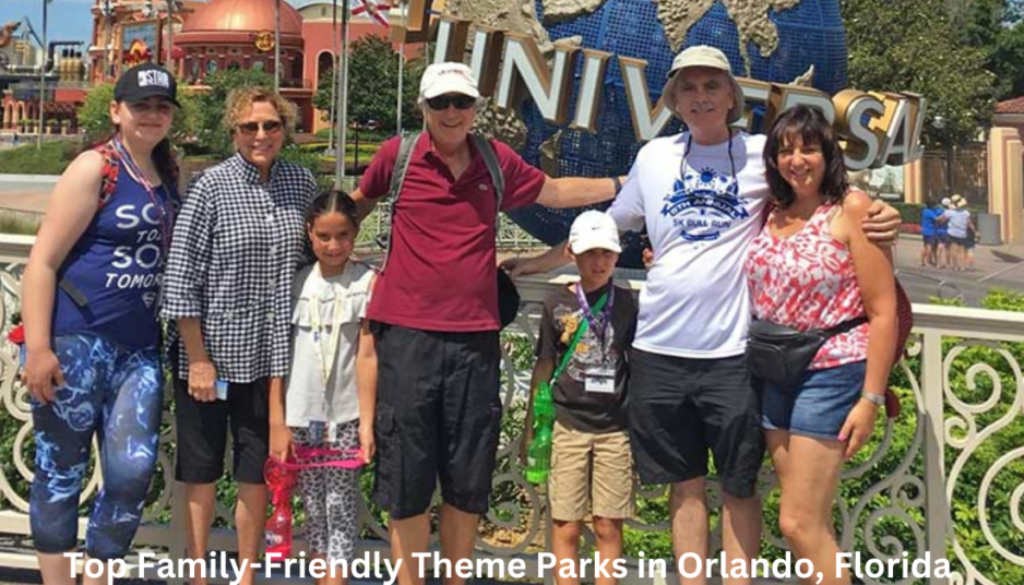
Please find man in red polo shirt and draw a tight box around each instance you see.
[351,62,621,585]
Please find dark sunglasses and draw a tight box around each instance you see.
[425,95,475,111]
[236,120,283,135]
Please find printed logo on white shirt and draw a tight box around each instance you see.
[661,168,751,242]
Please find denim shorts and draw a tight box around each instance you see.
[761,360,867,440]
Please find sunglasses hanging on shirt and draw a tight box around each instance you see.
[678,133,738,196]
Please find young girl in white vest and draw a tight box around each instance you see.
[268,190,377,584]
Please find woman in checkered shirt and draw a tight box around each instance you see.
[161,87,318,585]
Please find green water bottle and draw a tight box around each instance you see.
[525,382,556,484]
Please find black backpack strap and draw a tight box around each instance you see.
[471,134,504,225]
[378,133,506,273]
[389,132,420,200]
[59,142,122,308]
[379,132,421,273]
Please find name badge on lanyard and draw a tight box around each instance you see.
[575,283,616,394]
[584,366,616,393]
[309,282,344,385]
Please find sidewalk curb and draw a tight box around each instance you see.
[0,175,59,185]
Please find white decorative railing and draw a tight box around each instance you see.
[2,234,1023,585]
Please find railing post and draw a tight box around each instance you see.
[922,330,951,585]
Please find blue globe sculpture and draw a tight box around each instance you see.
[505,0,848,266]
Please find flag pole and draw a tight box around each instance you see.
[274,0,281,92]
[167,0,176,73]
[327,0,338,154]
[38,0,48,149]
[334,0,350,186]
[397,0,405,135]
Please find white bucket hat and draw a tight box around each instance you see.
[662,45,744,124]
[419,62,480,100]
[569,210,622,254]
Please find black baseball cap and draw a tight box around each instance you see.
[114,63,181,108]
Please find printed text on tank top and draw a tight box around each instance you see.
[112,136,175,258]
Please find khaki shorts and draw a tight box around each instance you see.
[548,421,634,521]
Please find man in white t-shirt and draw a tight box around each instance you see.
[506,46,901,585]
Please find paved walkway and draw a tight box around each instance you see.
[0,176,57,214]
[892,235,1024,306]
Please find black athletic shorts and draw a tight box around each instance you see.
[627,350,765,498]
[370,322,502,519]
[174,375,270,485]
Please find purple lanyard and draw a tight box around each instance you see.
[575,282,614,346]
[112,137,174,258]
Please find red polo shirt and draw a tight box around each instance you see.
[359,133,546,332]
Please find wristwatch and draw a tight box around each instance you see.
[861,391,885,407]
[612,176,623,195]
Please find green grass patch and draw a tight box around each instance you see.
[0,141,81,175]
[0,214,40,235]
[297,142,380,156]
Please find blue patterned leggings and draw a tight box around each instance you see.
[31,334,163,560]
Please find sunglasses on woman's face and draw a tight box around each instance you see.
[236,120,283,135]
[425,95,475,111]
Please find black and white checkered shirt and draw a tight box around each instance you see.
[162,153,317,382]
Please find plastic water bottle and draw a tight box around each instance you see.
[525,382,556,484]
[264,461,296,561]
[264,492,293,561]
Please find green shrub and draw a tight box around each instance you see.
[314,127,393,143]
[297,142,380,156]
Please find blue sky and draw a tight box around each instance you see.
[0,0,322,46]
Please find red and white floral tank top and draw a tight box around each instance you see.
[745,204,869,370]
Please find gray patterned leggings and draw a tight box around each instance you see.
[290,421,361,561]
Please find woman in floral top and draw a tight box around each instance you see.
[745,105,897,585]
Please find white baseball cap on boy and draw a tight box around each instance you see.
[419,62,480,100]
[569,211,622,254]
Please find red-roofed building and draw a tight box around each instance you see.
[5,0,419,136]
[995,96,1024,130]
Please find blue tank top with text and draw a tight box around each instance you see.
[52,164,176,349]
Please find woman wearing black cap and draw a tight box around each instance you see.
[20,62,180,585]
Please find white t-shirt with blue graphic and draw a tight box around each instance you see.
[609,131,770,359]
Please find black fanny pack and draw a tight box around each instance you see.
[746,316,868,389]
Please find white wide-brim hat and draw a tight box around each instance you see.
[661,45,744,124]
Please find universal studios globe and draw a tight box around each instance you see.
[494,0,848,266]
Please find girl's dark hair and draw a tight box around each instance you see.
[307,189,359,228]
[151,138,178,189]
[763,105,849,209]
